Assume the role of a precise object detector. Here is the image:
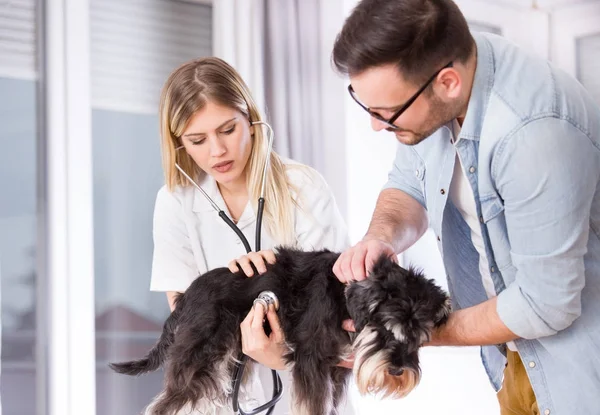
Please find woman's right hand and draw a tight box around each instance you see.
[240,302,288,370]
[228,250,276,277]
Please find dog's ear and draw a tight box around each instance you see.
[344,254,398,329]
[368,254,399,282]
[345,278,385,331]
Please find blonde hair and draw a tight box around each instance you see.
[159,57,297,246]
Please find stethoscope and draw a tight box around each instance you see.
[175,120,284,415]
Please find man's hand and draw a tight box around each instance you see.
[240,302,288,370]
[337,319,357,369]
[337,357,355,369]
[342,319,356,332]
[229,250,276,277]
[333,238,397,283]
[424,297,519,347]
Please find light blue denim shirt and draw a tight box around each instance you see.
[384,32,600,415]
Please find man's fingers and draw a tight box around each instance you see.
[334,239,398,283]
[364,249,381,278]
[342,319,356,332]
[350,246,368,281]
[337,359,355,369]
[338,351,355,369]
[334,250,354,283]
[332,253,346,282]
[338,251,354,283]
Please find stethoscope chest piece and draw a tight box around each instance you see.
[174,121,281,414]
[253,291,280,311]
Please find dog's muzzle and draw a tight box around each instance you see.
[253,291,280,311]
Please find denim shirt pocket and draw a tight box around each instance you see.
[480,194,504,223]
[415,162,426,204]
[480,194,513,279]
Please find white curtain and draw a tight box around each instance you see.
[212,0,348,217]
[212,0,267,115]
[213,0,336,168]
[262,0,325,170]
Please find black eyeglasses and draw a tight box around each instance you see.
[348,61,453,130]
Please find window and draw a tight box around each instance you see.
[0,0,41,413]
[90,1,213,413]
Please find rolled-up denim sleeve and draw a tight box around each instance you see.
[382,144,426,209]
[494,117,600,339]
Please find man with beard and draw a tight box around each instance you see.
[331,1,600,415]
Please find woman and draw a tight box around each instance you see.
[149,57,351,414]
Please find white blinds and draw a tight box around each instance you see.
[0,0,213,111]
[0,0,37,80]
[91,0,212,113]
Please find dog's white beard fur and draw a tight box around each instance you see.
[353,325,420,399]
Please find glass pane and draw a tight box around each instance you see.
[90,1,213,414]
[0,0,40,413]
[577,33,600,104]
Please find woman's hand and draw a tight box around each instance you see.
[240,302,289,370]
[229,250,276,277]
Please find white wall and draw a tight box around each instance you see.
[338,0,402,244]
[319,0,350,217]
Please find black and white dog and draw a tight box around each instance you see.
[110,248,450,415]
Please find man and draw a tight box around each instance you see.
[331,1,600,414]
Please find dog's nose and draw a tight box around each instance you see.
[388,367,404,376]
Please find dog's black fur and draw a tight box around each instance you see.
[110,248,450,415]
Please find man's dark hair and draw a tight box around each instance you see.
[332,0,475,85]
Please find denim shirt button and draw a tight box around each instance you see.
[479,215,484,223]
[528,361,536,368]
[544,410,550,415]
[469,166,476,173]
[491,266,496,273]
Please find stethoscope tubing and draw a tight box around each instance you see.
[174,120,283,414]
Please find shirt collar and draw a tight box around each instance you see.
[192,172,223,213]
[459,32,495,142]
